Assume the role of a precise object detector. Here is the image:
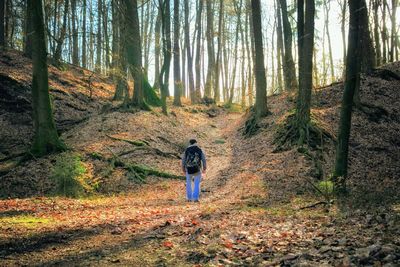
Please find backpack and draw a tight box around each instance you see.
[185,146,203,174]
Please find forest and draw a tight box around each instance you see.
[0,0,399,266]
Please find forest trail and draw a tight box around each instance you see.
[1,105,399,266]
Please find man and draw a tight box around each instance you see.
[182,139,207,202]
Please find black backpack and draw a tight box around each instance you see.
[184,146,203,174]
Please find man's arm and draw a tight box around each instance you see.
[181,151,186,173]
[201,151,207,173]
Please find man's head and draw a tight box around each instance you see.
[189,139,197,145]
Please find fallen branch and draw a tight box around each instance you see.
[299,201,328,210]
[106,134,149,146]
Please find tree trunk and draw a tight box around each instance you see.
[96,0,102,72]
[173,0,182,106]
[340,0,347,77]
[102,0,110,71]
[229,0,242,105]
[82,0,87,68]
[71,0,79,65]
[324,0,335,83]
[124,0,145,108]
[359,0,376,72]
[159,0,172,114]
[245,2,253,106]
[184,0,195,103]
[373,0,381,66]
[194,0,203,102]
[279,0,297,91]
[276,0,284,93]
[28,0,64,156]
[381,0,388,64]
[214,0,223,103]
[390,0,398,62]
[54,0,69,64]
[154,8,161,90]
[23,1,33,58]
[251,0,268,118]
[0,0,4,48]
[333,0,362,187]
[204,0,215,99]
[296,0,315,145]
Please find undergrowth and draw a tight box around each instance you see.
[50,152,97,198]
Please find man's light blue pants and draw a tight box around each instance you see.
[186,172,201,201]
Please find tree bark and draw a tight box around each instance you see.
[29,0,64,156]
[159,0,172,114]
[251,0,268,118]
[324,0,335,83]
[96,0,102,72]
[54,0,69,64]
[276,0,284,93]
[173,0,182,106]
[279,0,297,91]
[71,0,79,65]
[24,0,33,58]
[184,0,195,102]
[82,0,87,68]
[214,0,223,103]
[390,0,398,62]
[204,0,215,99]
[333,0,362,187]
[154,8,161,90]
[194,0,203,102]
[124,0,145,108]
[373,0,381,66]
[296,0,315,145]
[0,0,4,48]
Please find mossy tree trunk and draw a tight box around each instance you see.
[332,0,362,188]
[296,0,315,145]
[29,0,65,156]
[251,0,268,118]
[123,0,146,109]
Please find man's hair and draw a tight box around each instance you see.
[189,139,197,145]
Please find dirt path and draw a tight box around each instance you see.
[1,111,399,266]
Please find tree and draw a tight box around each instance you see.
[82,0,87,68]
[23,1,33,58]
[279,0,297,91]
[96,0,102,72]
[296,0,315,145]
[54,0,69,64]
[276,0,284,93]
[332,0,363,188]
[184,0,195,103]
[71,0,79,65]
[251,0,268,118]
[173,0,182,106]
[204,0,215,99]
[324,0,335,83]
[159,0,172,114]
[390,0,398,61]
[124,0,146,108]
[194,0,203,102]
[213,0,223,103]
[28,0,64,156]
[0,0,4,48]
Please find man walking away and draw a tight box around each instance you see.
[182,139,207,202]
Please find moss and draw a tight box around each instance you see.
[214,139,226,144]
[0,215,53,228]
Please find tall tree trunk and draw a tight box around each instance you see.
[381,0,388,64]
[54,0,69,64]
[173,0,182,106]
[390,0,398,62]
[184,1,195,102]
[373,0,381,66]
[24,1,33,57]
[28,0,64,156]
[0,0,4,48]
[276,0,284,93]
[124,0,145,108]
[340,0,347,77]
[96,0,102,72]
[229,0,242,105]
[82,0,87,68]
[71,0,79,65]
[159,0,172,114]
[102,0,110,71]
[333,0,363,188]
[194,0,203,102]
[251,0,268,118]
[296,0,315,145]
[154,8,161,90]
[204,0,215,99]
[214,0,223,102]
[324,0,335,83]
[279,0,297,91]
[245,3,253,106]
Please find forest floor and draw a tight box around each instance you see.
[0,50,400,266]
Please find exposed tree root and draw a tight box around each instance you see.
[243,113,260,137]
[106,134,181,159]
[273,113,335,152]
[89,150,185,183]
